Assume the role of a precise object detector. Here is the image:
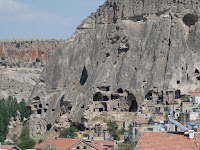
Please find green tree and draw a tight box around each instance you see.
[1,57,5,61]
[17,128,36,150]
[0,115,5,141]
[0,96,29,142]
[107,120,120,141]
[16,43,20,48]
[59,126,77,139]
[36,58,40,62]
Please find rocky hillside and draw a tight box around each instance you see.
[27,0,200,136]
[0,39,65,67]
[0,39,65,101]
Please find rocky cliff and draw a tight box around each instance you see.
[0,39,65,101]
[27,0,200,136]
[0,39,65,67]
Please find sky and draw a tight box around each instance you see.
[0,0,105,39]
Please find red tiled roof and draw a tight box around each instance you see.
[135,119,149,124]
[0,146,12,149]
[34,138,111,150]
[136,132,200,150]
[0,145,19,150]
[88,143,108,150]
[191,92,200,96]
[34,138,80,150]
[93,140,115,146]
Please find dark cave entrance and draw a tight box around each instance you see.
[127,93,138,112]
[46,124,52,131]
[93,92,109,101]
[183,13,198,27]
[80,66,88,85]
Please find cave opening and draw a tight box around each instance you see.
[175,90,181,99]
[117,88,123,93]
[34,96,40,101]
[111,94,120,100]
[80,66,88,85]
[60,95,65,107]
[102,102,107,111]
[93,92,103,101]
[93,92,109,101]
[183,13,198,27]
[145,91,153,100]
[37,109,42,114]
[46,124,52,131]
[127,93,138,112]
[195,69,199,74]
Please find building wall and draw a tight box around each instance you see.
[190,112,199,120]
[192,96,200,105]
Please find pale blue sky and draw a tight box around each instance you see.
[0,0,105,39]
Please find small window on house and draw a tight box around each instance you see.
[44,109,47,112]
[177,80,180,84]
[39,104,42,108]
[52,109,55,112]
[83,146,87,149]
[76,146,80,149]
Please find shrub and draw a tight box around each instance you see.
[59,126,77,139]
[107,120,120,141]
[16,43,20,48]
[1,57,5,61]
[36,58,40,62]
[181,95,190,102]
[0,96,28,142]
[17,128,36,150]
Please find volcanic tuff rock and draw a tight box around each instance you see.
[0,39,65,101]
[0,39,65,66]
[28,0,200,136]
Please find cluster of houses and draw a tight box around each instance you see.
[0,138,115,150]
[2,92,200,150]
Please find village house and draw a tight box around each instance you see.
[34,138,116,150]
[0,145,21,150]
[190,92,200,105]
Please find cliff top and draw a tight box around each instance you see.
[0,38,66,43]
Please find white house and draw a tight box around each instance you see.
[190,92,200,105]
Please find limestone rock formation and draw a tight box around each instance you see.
[28,0,200,136]
[0,39,65,101]
[0,39,65,67]
[6,111,23,142]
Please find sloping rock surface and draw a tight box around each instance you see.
[28,0,200,136]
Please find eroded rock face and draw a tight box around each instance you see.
[6,111,23,142]
[28,0,200,136]
[0,39,65,66]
